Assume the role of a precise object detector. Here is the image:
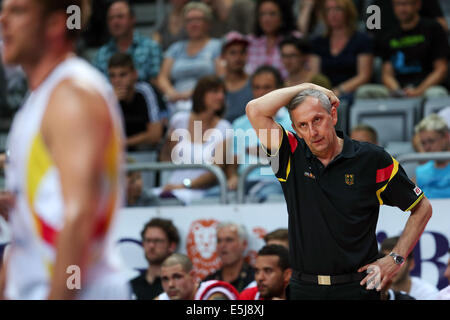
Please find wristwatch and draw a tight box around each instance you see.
[182,178,192,189]
[389,252,405,266]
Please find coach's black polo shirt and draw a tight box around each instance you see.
[267,125,424,275]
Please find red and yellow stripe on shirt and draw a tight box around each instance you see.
[25,130,121,273]
[375,156,399,205]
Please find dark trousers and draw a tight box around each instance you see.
[288,277,381,300]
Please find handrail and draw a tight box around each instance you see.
[237,163,271,204]
[126,161,229,204]
[236,152,450,204]
[396,152,450,164]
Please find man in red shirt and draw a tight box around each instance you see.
[240,245,292,300]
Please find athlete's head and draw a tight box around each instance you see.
[0,0,90,65]
[161,253,197,300]
[287,89,339,158]
[255,244,291,299]
[140,218,180,265]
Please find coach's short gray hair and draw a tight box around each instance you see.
[217,222,248,243]
[414,113,449,135]
[287,89,332,115]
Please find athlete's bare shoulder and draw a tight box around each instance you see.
[41,77,114,146]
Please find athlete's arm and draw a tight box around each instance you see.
[42,79,120,300]
[246,83,339,153]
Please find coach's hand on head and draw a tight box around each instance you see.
[304,83,340,110]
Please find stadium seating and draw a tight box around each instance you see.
[349,97,423,147]
[132,0,167,39]
[423,96,450,117]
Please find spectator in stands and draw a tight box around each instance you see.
[0,43,28,117]
[381,236,439,300]
[200,0,234,38]
[436,251,450,299]
[232,66,291,202]
[156,253,240,300]
[131,218,180,300]
[204,222,255,292]
[240,244,292,300]
[125,158,155,207]
[0,57,7,113]
[280,36,331,88]
[357,0,449,99]
[264,228,289,249]
[92,0,162,84]
[157,2,222,115]
[108,53,164,151]
[153,0,189,52]
[438,107,450,129]
[156,253,198,300]
[296,0,325,38]
[227,0,256,35]
[414,114,450,199]
[158,75,237,204]
[371,253,415,300]
[310,0,374,104]
[350,124,379,145]
[444,249,450,283]
[221,32,253,123]
[246,0,301,79]
[371,0,448,41]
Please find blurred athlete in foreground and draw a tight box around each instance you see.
[0,0,130,299]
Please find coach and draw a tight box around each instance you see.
[246,83,432,300]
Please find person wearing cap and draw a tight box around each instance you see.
[246,82,433,299]
[221,31,253,123]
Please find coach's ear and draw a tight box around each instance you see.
[331,106,338,127]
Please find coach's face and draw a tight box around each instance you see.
[291,97,338,157]
[0,0,44,65]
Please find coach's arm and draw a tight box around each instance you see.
[359,196,433,290]
[246,83,339,154]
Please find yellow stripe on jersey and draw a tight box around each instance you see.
[376,156,399,205]
[278,156,291,183]
[26,133,53,238]
[405,193,424,212]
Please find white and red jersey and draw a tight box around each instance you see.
[4,57,129,300]
[239,286,263,300]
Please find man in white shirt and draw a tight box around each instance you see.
[381,236,439,300]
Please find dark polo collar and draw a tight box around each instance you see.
[304,130,356,159]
